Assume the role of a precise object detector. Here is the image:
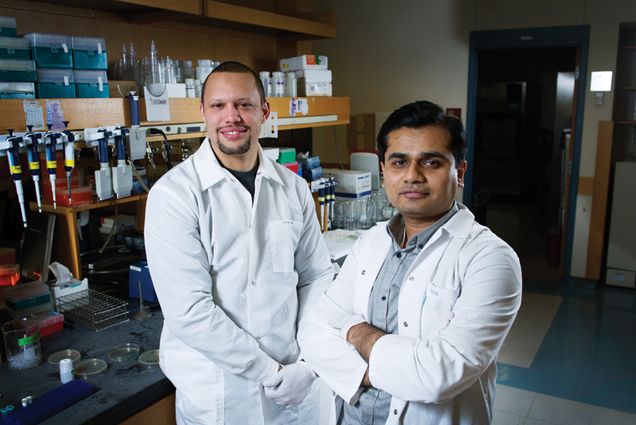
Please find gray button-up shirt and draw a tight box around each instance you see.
[339,202,459,425]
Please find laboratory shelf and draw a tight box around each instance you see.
[29,194,148,280]
[0,96,349,134]
[26,0,335,39]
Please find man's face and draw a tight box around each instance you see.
[200,72,269,162]
[381,126,467,226]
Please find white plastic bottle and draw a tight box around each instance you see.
[285,72,297,97]
[59,358,73,384]
[272,71,285,97]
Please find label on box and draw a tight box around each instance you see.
[23,100,44,130]
[144,86,171,121]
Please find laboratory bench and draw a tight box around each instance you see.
[0,308,176,425]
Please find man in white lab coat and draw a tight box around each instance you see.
[145,61,333,425]
[300,100,522,425]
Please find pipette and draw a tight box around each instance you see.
[112,127,132,199]
[6,129,27,227]
[318,182,326,232]
[62,121,75,205]
[44,125,63,208]
[94,128,113,201]
[24,125,43,212]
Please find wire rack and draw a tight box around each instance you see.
[57,289,129,332]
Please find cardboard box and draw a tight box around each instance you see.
[298,81,332,97]
[294,69,332,83]
[280,55,328,71]
[347,113,376,151]
[322,168,372,198]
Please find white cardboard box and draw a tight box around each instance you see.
[299,81,332,96]
[294,69,332,83]
[280,55,328,71]
[323,168,372,198]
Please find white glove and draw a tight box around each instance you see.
[262,362,317,406]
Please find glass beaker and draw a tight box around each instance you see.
[2,317,42,370]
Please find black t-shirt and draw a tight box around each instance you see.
[227,161,259,200]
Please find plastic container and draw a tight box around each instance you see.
[259,71,272,97]
[1,317,42,370]
[23,33,73,68]
[0,247,16,264]
[0,59,37,82]
[73,69,108,98]
[31,311,64,337]
[59,358,73,383]
[0,16,17,37]
[4,281,51,311]
[0,36,30,59]
[71,36,107,70]
[37,68,76,98]
[272,71,285,97]
[0,82,35,99]
[0,263,20,286]
[285,72,297,97]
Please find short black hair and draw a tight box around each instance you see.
[200,61,266,104]
[376,100,467,167]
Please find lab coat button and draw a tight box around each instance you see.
[403,321,408,327]
[396,252,402,258]
[394,409,398,415]
[251,280,256,286]
[361,270,366,275]
[408,276,414,281]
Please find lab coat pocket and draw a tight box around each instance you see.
[420,284,459,336]
[268,220,302,273]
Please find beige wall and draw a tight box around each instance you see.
[312,0,636,277]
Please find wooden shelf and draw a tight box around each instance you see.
[616,86,636,91]
[203,1,335,38]
[31,194,148,215]
[27,0,335,39]
[0,96,349,133]
[615,121,636,125]
[29,194,148,279]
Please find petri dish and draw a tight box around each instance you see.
[48,349,81,365]
[74,358,107,377]
[107,343,141,362]
[138,349,159,365]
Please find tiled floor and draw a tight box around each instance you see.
[495,281,636,425]
[484,201,636,424]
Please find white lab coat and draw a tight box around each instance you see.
[300,205,522,425]
[145,139,333,425]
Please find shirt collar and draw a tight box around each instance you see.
[193,138,284,191]
[386,201,471,248]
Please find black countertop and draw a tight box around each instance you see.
[0,310,174,424]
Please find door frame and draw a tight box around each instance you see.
[465,25,590,281]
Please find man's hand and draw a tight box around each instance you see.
[262,362,317,406]
[346,322,385,362]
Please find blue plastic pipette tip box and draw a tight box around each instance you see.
[0,379,97,425]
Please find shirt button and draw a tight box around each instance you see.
[396,252,402,258]
[403,321,408,327]
[381,296,387,301]
[251,280,256,286]
[418,244,424,249]
[361,270,366,275]
[408,276,414,281]
[394,409,398,415]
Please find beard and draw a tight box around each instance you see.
[215,135,251,155]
